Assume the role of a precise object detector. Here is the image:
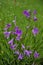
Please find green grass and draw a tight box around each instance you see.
[0,0,43,65]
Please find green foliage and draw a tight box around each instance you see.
[0,0,43,65]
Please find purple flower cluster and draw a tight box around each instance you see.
[8,38,17,50]
[14,45,39,60]
[4,23,22,51]
[23,9,37,21]
[23,9,39,36]
[3,9,40,63]
[14,49,39,60]
[4,25,22,40]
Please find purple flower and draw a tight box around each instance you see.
[22,44,25,49]
[33,16,37,21]
[6,24,11,28]
[12,27,22,39]
[18,53,23,60]
[14,51,19,55]
[32,28,39,36]
[24,50,32,57]
[12,26,22,41]
[4,31,11,39]
[14,27,22,41]
[10,44,17,50]
[34,51,39,58]
[4,24,11,31]
[23,10,30,18]
[14,26,22,36]
[8,38,14,45]
[15,29,22,36]
[33,10,37,14]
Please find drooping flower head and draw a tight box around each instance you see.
[24,50,32,57]
[34,51,39,58]
[4,31,11,39]
[8,38,14,45]
[10,44,17,50]
[22,44,25,49]
[32,28,39,36]
[18,53,23,60]
[23,10,30,18]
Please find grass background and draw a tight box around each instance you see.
[0,0,43,65]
